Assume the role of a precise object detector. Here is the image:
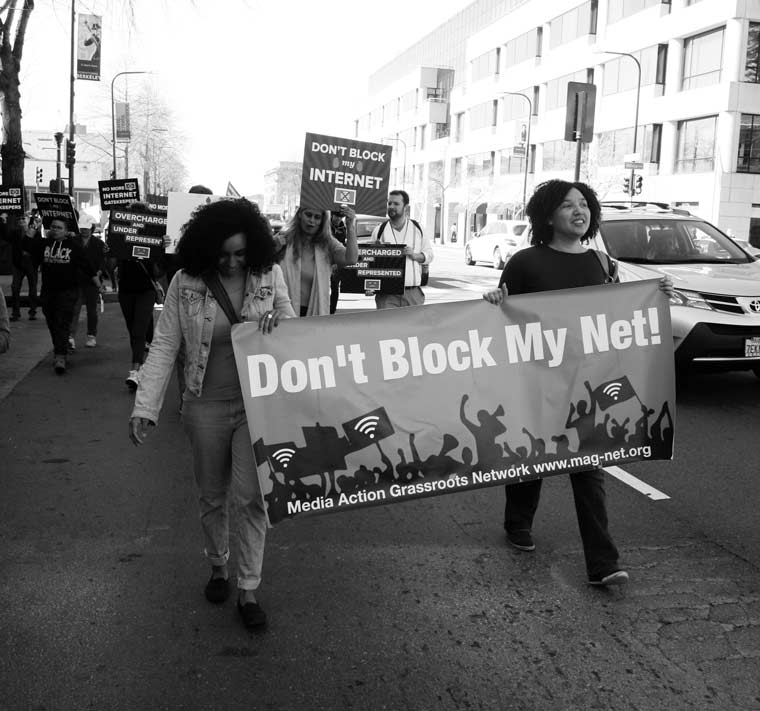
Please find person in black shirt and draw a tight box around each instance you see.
[1,214,39,321]
[70,226,107,348]
[39,218,104,374]
[483,179,673,587]
[328,209,347,314]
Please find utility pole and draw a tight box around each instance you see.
[68,0,76,199]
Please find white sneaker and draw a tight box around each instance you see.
[125,369,140,390]
[68,336,76,351]
[86,335,97,348]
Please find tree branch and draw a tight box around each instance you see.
[13,0,34,63]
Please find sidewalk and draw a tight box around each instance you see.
[1,302,758,710]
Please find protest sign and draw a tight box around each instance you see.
[76,14,102,81]
[165,191,226,253]
[34,193,79,234]
[146,193,168,214]
[300,133,392,216]
[0,187,24,214]
[340,243,406,295]
[98,178,140,208]
[232,281,675,524]
[107,209,167,260]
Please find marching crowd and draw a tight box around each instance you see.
[2,180,673,632]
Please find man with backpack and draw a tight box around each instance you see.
[370,189,434,309]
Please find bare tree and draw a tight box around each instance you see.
[0,0,34,187]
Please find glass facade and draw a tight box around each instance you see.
[745,22,760,84]
[737,114,760,173]
[682,27,724,91]
[675,116,716,173]
[548,1,597,50]
[607,0,664,25]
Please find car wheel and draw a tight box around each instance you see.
[464,246,474,266]
[493,248,504,270]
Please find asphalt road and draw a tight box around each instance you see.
[1,251,759,710]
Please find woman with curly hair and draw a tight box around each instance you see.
[129,198,295,630]
[483,179,673,588]
[276,204,358,316]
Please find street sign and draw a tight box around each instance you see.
[624,162,644,169]
[564,82,596,143]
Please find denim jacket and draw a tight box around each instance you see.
[131,265,295,424]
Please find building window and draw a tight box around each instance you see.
[737,114,760,173]
[543,139,579,171]
[499,149,526,175]
[549,1,597,50]
[503,28,539,68]
[675,116,716,173]
[469,101,496,131]
[454,112,464,142]
[745,22,760,83]
[400,89,418,113]
[596,124,662,166]
[467,152,495,179]
[433,122,449,140]
[607,0,666,25]
[682,27,724,90]
[545,69,588,111]
[451,157,462,186]
[602,44,667,95]
[471,49,499,82]
[501,91,532,123]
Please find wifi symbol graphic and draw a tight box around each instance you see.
[272,447,296,468]
[602,381,624,401]
[355,415,380,439]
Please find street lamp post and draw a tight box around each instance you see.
[502,92,533,217]
[383,136,407,186]
[54,132,64,192]
[596,50,641,203]
[111,70,149,179]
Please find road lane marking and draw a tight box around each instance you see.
[604,466,670,500]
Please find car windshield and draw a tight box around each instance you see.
[599,218,753,265]
[356,218,384,240]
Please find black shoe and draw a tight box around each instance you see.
[9,314,20,322]
[506,528,535,552]
[588,570,629,587]
[237,599,267,630]
[204,575,230,604]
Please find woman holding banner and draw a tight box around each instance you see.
[128,198,295,630]
[483,179,673,587]
[275,204,358,316]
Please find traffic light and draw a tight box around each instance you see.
[634,174,643,195]
[65,140,76,168]
[623,176,631,195]
[35,167,43,183]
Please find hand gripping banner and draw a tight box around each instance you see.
[232,280,675,524]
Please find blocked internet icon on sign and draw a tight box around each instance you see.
[334,188,356,205]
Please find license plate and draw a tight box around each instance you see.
[746,337,760,357]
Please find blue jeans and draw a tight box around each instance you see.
[181,396,267,590]
[504,469,619,578]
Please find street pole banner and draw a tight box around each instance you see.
[76,14,102,81]
[146,193,168,214]
[165,191,227,253]
[0,187,24,214]
[231,281,675,524]
[300,133,392,216]
[340,243,406,295]
[98,178,140,208]
[106,209,167,260]
[115,102,131,141]
[34,193,80,234]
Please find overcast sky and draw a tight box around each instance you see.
[19,0,473,195]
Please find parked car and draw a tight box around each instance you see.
[592,203,760,378]
[464,220,530,269]
[353,213,429,287]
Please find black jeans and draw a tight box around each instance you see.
[10,256,38,317]
[71,284,99,337]
[119,289,155,365]
[41,288,78,356]
[504,470,619,578]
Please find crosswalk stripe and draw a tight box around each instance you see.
[604,466,670,500]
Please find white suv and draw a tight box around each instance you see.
[592,203,760,379]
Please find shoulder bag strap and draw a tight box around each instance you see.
[202,272,241,324]
[594,249,618,284]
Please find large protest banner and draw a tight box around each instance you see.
[300,133,392,216]
[107,209,167,260]
[34,193,79,234]
[232,281,675,524]
[76,14,102,81]
[165,191,227,253]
